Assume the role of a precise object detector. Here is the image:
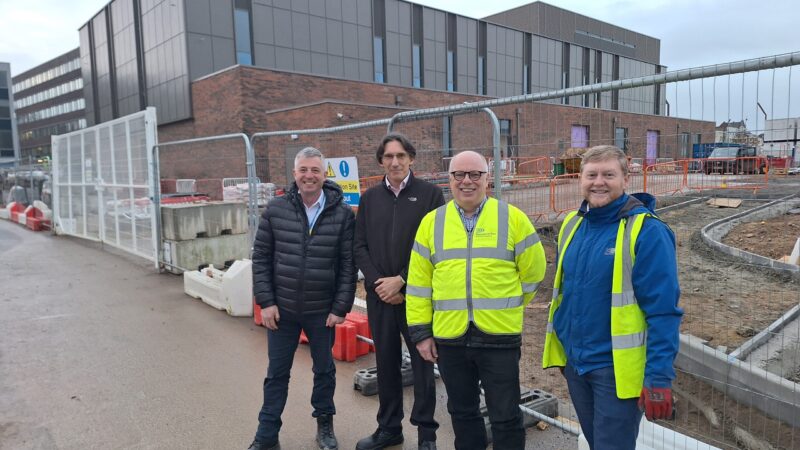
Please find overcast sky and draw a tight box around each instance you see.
[1,0,797,122]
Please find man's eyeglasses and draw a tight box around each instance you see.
[450,171,487,181]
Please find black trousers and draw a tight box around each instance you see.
[366,295,438,442]
[437,345,524,450]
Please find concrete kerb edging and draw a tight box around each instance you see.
[729,303,800,361]
[700,194,800,280]
[676,334,800,428]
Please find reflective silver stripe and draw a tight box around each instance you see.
[522,281,540,293]
[546,322,554,333]
[559,214,582,258]
[431,248,469,264]
[434,206,447,257]
[551,287,560,300]
[433,299,468,311]
[413,240,431,260]
[471,247,514,261]
[432,297,524,311]
[406,285,432,298]
[612,331,646,350]
[497,201,509,251]
[611,290,636,307]
[515,232,541,257]
[621,216,636,300]
[472,296,524,309]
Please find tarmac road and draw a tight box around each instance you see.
[0,219,577,450]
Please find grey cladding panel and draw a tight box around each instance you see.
[327,19,344,56]
[434,11,445,42]
[359,60,371,81]
[357,25,371,60]
[327,0,342,21]
[356,0,371,26]
[186,0,212,34]
[423,9,434,40]
[210,0,234,38]
[254,43,276,67]
[312,52,328,74]
[212,37,235,71]
[275,46,293,70]
[274,9,293,47]
[385,0,399,33]
[273,0,291,9]
[342,23,359,58]
[292,12,311,51]
[343,57,360,79]
[252,5,275,44]
[188,33,213,80]
[386,32,400,65]
[294,50,311,72]
[309,16,326,53]
[398,34,410,66]
[398,2,410,34]
[292,0,309,13]
[309,0,325,16]
[328,55,344,77]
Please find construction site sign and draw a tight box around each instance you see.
[326,157,361,207]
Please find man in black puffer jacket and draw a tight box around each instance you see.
[248,147,356,450]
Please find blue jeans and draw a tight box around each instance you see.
[563,363,642,450]
[255,313,336,444]
[437,345,523,450]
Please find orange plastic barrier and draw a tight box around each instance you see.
[332,321,358,362]
[345,311,373,356]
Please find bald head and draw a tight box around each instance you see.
[448,151,489,173]
[448,150,489,214]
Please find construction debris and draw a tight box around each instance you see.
[707,198,742,208]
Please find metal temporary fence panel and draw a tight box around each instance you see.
[51,108,158,265]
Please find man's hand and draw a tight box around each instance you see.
[416,337,438,363]
[382,293,405,305]
[374,276,404,301]
[638,387,674,421]
[261,306,280,331]
[326,313,345,328]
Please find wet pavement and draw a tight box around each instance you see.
[0,218,577,449]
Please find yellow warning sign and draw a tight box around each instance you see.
[326,163,335,177]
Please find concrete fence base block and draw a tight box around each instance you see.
[676,334,800,428]
[481,388,559,443]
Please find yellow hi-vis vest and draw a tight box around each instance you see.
[406,198,546,339]
[542,210,649,399]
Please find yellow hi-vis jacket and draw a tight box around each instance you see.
[406,198,546,341]
[542,210,650,399]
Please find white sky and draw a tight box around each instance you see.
[1,0,797,121]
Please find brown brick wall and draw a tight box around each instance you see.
[158,66,714,186]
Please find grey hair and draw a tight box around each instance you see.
[294,146,325,169]
[580,145,629,176]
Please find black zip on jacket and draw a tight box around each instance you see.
[354,171,445,297]
[252,179,356,317]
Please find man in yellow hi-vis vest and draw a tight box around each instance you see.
[542,145,682,450]
[407,151,546,450]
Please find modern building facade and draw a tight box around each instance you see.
[0,62,21,167]
[11,48,86,161]
[78,0,667,127]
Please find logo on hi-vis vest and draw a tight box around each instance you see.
[475,227,496,239]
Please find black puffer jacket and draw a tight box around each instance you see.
[252,180,356,317]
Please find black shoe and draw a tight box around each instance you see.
[316,415,338,450]
[247,440,279,450]
[418,441,437,450]
[355,429,404,450]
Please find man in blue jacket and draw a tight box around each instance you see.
[542,145,682,450]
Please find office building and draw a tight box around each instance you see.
[0,62,21,167]
[12,48,86,161]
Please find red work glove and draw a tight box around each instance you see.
[638,387,673,421]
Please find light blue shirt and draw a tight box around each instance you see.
[304,192,326,232]
[455,196,488,234]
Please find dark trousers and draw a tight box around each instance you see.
[563,363,642,450]
[436,345,524,450]
[255,313,336,444]
[367,295,438,442]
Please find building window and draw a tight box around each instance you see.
[412,45,422,88]
[679,132,690,158]
[373,37,385,83]
[442,116,452,157]
[614,127,628,153]
[234,0,253,65]
[477,56,485,95]
[571,125,589,148]
[446,51,454,92]
[500,119,514,157]
[646,130,659,164]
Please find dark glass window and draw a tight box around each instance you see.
[0,119,11,130]
[1,150,15,157]
[478,56,484,95]
[374,37,385,83]
[446,51,454,92]
[234,0,253,65]
[442,116,452,157]
[412,45,421,88]
[0,88,8,100]
[615,127,628,152]
[0,131,12,149]
[0,105,9,117]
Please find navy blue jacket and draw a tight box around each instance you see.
[553,192,683,388]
